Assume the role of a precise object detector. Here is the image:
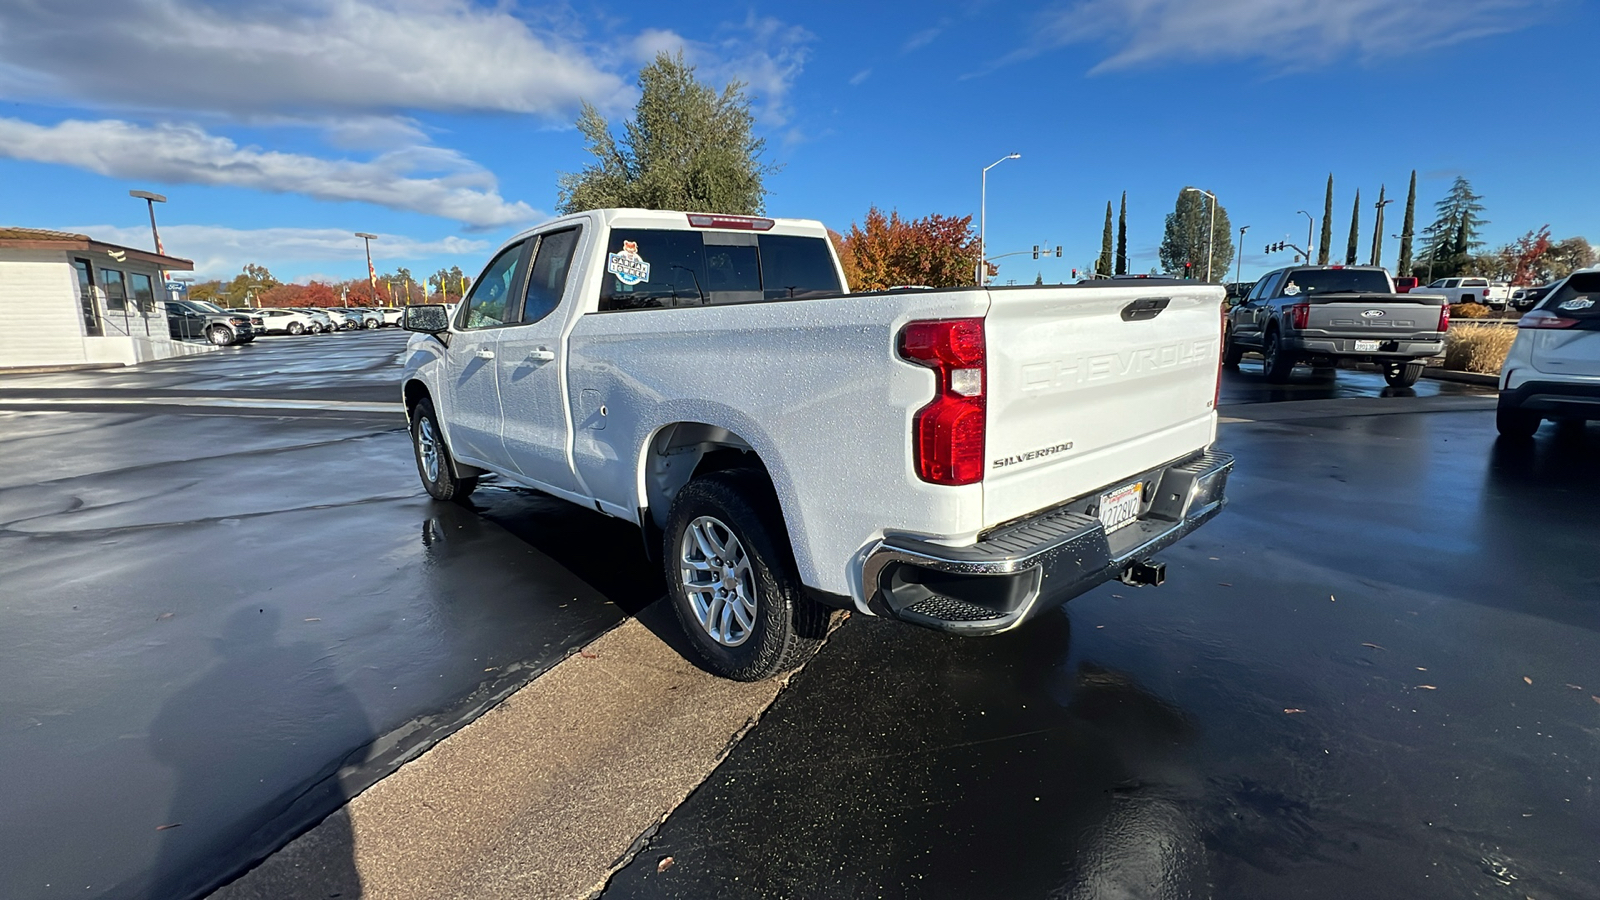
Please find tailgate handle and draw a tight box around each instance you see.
[1120,297,1171,322]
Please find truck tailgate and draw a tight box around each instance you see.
[982,285,1222,530]
[1306,293,1444,335]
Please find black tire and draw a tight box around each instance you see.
[410,398,478,501]
[207,326,233,346]
[1261,329,1295,383]
[1384,361,1424,388]
[287,321,305,335]
[662,469,830,682]
[1496,404,1541,439]
[1222,328,1244,368]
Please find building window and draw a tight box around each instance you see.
[102,269,128,311]
[129,273,156,313]
[72,258,102,336]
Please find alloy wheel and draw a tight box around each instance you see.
[679,515,757,647]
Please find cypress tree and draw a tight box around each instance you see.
[1115,192,1128,275]
[1097,202,1114,276]
[1397,171,1417,277]
[1318,174,1333,265]
[1345,189,1361,265]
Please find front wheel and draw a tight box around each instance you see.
[287,322,304,335]
[663,470,830,682]
[1261,330,1296,383]
[364,319,379,329]
[207,326,233,346]
[410,398,478,501]
[1384,361,1424,388]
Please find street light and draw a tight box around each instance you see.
[1371,197,1395,267]
[1236,225,1250,286]
[355,232,378,306]
[1296,210,1314,264]
[1183,187,1217,281]
[980,153,1021,285]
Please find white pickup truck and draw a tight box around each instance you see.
[1414,277,1509,308]
[398,209,1233,680]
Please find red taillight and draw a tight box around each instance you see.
[686,213,775,231]
[1289,302,1310,330]
[899,319,986,486]
[1438,303,1450,332]
[1518,310,1579,329]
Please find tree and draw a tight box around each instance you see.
[1345,190,1360,265]
[1545,236,1596,280]
[1318,175,1334,265]
[1034,272,1044,285]
[1096,201,1114,276]
[187,280,223,303]
[1397,170,1417,276]
[221,263,279,306]
[1497,226,1552,286]
[257,283,305,307]
[557,52,774,215]
[840,207,980,290]
[299,282,338,308]
[1115,192,1128,275]
[1419,176,1488,279]
[1158,188,1232,281]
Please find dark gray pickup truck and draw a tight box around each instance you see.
[1223,265,1449,386]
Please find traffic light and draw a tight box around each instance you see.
[1184,262,1193,279]
[1055,246,1063,257]
[1071,268,1078,278]
[1032,245,1040,259]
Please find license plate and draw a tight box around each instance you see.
[1354,340,1381,351]
[1097,483,1144,534]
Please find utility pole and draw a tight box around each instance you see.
[355,232,378,305]
[1370,187,1392,267]
[1184,187,1218,282]
[979,153,1021,285]
[1297,211,1314,266]
[1236,225,1250,286]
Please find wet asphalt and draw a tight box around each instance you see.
[5,331,1595,899]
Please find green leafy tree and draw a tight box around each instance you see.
[1115,192,1128,275]
[1096,201,1114,276]
[187,280,223,303]
[221,263,279,307]
[1397,171,1417,276]
[1317,174,1333,265]
[557,52,775,215]
[1345,190,1361,266]
[1418,176,1488,278]
[1034,272,1044,285]
[1158,187,1233,281]
[1544,236,1596,280]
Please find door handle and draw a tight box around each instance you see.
[527,347,555,362]
[475,349,495,360]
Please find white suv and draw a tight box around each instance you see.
[1497,268,1600,437]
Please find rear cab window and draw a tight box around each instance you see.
[599,228,842,311]
[1281,269,1391,296]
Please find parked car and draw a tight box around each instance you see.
[1393,277,1420,293]
[325,308,363,330]
[225,309,267,332]
[165,300,256,345]
[244,308,319,335]
[1509,283,1557,312]
[374,307,405,326]
[1413,277,1507,308]
[1224,265,1448,386]
[399,208,1233,681]
[343,308,383,329]
[1496,269,1600,437]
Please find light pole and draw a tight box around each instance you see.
[1236,225,1250,285]
[129,190,167,290]
[1296,210,1314,265]
[1183,187,1217,281]
[355,232,378,305]
[980,153,1021,285]
[1371,198,1394,267]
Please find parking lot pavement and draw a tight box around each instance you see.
[1219,358,1493,406]
[602,411,1600,899]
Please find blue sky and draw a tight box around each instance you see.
[1,0,1593,285]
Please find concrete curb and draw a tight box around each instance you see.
[1422,368,1499,386]
[0,362,127,375]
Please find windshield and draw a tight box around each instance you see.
[1541,273,1600,318]
[188,300,227,314]
[1281,269,1391,296]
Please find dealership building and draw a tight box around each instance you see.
[0,227,202,369]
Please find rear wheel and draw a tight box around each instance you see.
[364,319,379,329]
[410,398,478,501]
[1222,328,1244,368]
[1496,405,1541,439]
[1261,330,1296,383]
[287,321,305,335]
[1384,361,1424,388]
[663,470,830,682]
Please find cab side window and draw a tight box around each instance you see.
[522,228,581,323]
[1252,272,1284,300]
[459,242,525,329]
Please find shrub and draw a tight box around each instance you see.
[1451,302,1492,319]
[1444,322,1517,374]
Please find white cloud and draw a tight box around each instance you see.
[0,0,629,117]
[849,69,873,86]
[627,16,814,126]
[69,224,491,280]
[0,117,538,229]
[903,24,947,53]
[1019,0,1548,72]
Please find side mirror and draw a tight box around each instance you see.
[402,304,451,334]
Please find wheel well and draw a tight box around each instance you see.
[403,380,430,417]
[642,423,774,533]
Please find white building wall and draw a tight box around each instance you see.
[0,249,86,367]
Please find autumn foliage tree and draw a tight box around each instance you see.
[839,207,980,290]
[1500,226,1552,286]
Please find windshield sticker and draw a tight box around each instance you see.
[1560,296,1594,311]
[607,241,651,285]
[1283,282,1301,296]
